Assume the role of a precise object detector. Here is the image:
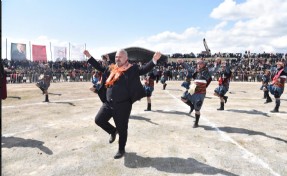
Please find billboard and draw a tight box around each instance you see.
[11,43,27,61]
[54,46,67,62]
[32,45,47,62]
[70,44,85,61]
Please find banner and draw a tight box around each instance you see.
[54,46,67,62]
[70,44,85,61]
[32,45,47,62]
[11,43,27,61]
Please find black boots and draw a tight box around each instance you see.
[145,103,151,111]
[44,95,49,102]
[193,114,200,128]
[217,96,227,110]
[223,96,228,103]
[271,106,279,113]
[217,102,224,110]
[265,97,272,104]
[185,101,194,114]
[270,100,280,113]
[40,87,45,94]
[163,83,167,90]
[264,92,272,104]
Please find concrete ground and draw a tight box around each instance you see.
[2,81,287,176]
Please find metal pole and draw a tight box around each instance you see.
[5,38,7,59]
[50,42,52,62]
[84,43,87,60]
[69,43,71,61]
[29,41,32,61]
[50,42,53,71]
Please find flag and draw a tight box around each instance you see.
[32,44,47,62]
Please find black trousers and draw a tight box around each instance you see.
[95,101,132,150]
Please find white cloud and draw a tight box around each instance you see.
[270,35,287,49]
[129,0,287,55]
[130,27,205,55]
[214,21,228,30]
[206,0,287,53]
[210,0,286,21]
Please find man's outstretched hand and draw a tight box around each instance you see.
[83,50,91,58]
[153,52,162,61]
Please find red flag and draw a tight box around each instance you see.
[32,45,47,62]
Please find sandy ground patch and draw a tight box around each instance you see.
[2,81,287,176]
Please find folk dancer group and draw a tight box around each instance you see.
[82,51,285,159]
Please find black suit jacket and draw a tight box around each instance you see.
[88,57,156,104]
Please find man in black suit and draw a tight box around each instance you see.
[11,43,27,61]
[84,49,161,159]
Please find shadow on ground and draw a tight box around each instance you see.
[226,109,270,117]
[48,93,62,96]
[7,96,21,99]
[154,110,191,116]
[2,136,53,155]
[50,101,76,106]
[200,125,287,144]
[124,152,238,175]
[130,115,159,125]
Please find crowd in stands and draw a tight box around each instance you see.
[170,51,286,60]
[2,51,287,84]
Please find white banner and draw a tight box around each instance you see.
[70,44,85,61]
[54,46,67,62]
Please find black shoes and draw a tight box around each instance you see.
[270,109,279,113]
[114,150,125,159]
[193,123,199,128]
[109,131,117,143]
[217,106,224,110]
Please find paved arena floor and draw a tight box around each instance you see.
[2,81,287,176]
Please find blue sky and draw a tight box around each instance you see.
[2,0,287,60]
